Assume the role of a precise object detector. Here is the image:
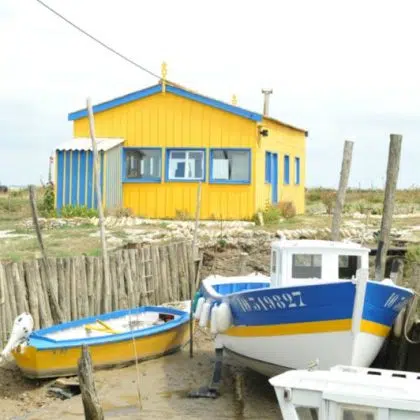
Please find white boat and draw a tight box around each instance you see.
[194,239,413,377]
[269,365,420,419]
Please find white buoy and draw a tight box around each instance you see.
[199,300,211,328]
[216,302,232,332]
[194,297,205,320]
[210,304,219,334]
[0,313,33,361]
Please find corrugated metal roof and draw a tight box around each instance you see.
[55,138,124,151]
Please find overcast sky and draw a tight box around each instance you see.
[0,0,419,188]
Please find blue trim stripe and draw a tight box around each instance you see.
[56,151,64,209]
[265,151,272,183]
[68,84,263,123]
[284,155,290,185]
[295,157,300,185]
[71,151,78,205]
[29,306,189,350]
[79,151,86,206]
[209,148,251,184]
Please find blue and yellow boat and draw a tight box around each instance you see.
[11,305,190,379]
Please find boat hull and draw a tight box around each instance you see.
[200,278,413,375]
[13,321,189,379]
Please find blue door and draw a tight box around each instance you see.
[271,153,278,204]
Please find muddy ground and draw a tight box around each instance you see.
[0,328,291,420]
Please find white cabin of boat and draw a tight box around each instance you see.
[269,365,420,419]
[270,239,370,287]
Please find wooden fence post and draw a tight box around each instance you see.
[77,345,104,420]
[28,185,64,324]
[375,134,402,281]
[87,98,111,313]
[331,140,354,241]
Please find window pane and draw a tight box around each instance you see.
[271,251,277,273]
[168,150,204,180]
[342,408,375,420]
[339,255,362,279]
[211,150,250,182]
[126,149,161,179]
[292,254,322,279]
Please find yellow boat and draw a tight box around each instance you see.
[12,306,190,379]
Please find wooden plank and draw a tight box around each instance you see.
[70,258,78,320]
[168,244,179,301]
[23,261,39,330]
[94,257,103,315]
[17,261,29,313]
[63,258,72,320]
[5,263,18,323]
[12,262,27,315]
[150,246,160,305]
[128,250,139,307]
[117,251,127,309]
[137,248,147,305]
[35,260,52,327]
[86,257,95,316]
[47,257,59,302]
[39,259,54,324]
[109,254,118,311]
[0,263,8,345]
[177,243,188,300]
[57,258,67,321]
[158,246,171,303]
[144,246,152,302]
[123,251,135,308]
[79,256,89,318]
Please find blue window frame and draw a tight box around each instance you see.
[209,148,251,184]
[265,151,272,183]
[295,157,300,185]
[284,155,290,185]
[165,148,206,182]
[123,147,162,183]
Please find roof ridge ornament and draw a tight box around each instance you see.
[161,61,168,94]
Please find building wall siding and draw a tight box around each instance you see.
[73,92,258,220]
[105,146,123,209]
[255,120,306,214]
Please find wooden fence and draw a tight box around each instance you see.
[0,241,197,348]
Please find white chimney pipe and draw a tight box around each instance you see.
[261,89,273,116]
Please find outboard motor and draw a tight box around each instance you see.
[0,312,34,361]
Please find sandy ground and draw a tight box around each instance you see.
[0,329,307,420]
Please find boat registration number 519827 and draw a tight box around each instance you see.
[235,291,306,313]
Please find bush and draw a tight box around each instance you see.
[175,209,192,220]
[253,204,282,226]
[106,206,133,217]
[60,205,99,218]
[320,190,336,214]
[277,201,296,219]
[39,183,55,217]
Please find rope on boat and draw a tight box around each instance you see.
[128,308,143,411]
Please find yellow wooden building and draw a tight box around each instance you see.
[61,75,307,220]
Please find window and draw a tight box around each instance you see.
[339,255,362,279]
[124,148,161,181]
[210,149,250,183]
[265,152,272,183]
[166,149,205,181]
[292,254,322,279]
[295,157,300,185]
[284,155,290,185]
[341,404,376,420]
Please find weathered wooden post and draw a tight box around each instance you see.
[238,252,248,275]
[331,140,354,241]
[190,182,202,358]
[375,134,402,281]
[77,345,104,420]
[28,185,64,324]
[87,98,111,313]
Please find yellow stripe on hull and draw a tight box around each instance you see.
[360,320,391,337]
[225,319,391,338]
[13,322,190,379]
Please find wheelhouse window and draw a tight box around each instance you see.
[341,404,376,420]
[271,250,277,273]
[339,255,362,279]
[124,148,161,181]
[292,254,322,279]
[210,149,250,183]
[167,149,205,181]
